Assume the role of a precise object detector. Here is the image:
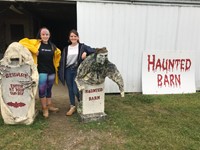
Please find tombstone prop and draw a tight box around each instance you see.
[75,47,124,122]
[0,42,38,125]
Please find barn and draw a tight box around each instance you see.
[0,0,200,93]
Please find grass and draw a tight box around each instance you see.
[76,93,200,150]
[0,113,49,150]
[1,93,200,150]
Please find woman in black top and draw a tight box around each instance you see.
[19,27,61,118]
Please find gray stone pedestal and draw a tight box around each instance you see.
[78,112,107,123]
[78,83,107,122]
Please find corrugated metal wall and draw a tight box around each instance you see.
[77,2,200,93]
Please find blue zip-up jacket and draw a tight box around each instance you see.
[58,43,95,85]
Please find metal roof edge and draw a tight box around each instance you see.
[1,0,200,5]
[78,0,200,5]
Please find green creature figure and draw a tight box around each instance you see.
[75,47,124,97]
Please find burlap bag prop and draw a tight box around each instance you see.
[0,42,38,125]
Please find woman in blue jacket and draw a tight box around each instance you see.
[59,29,95,116]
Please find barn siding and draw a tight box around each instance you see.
[77,2,200,93]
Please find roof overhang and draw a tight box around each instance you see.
[1,0,200,5]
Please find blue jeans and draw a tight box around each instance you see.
[65,67,80,106]
[39,73,55,98]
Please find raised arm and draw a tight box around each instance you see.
[106,63,125,97]
[82,44,95,56]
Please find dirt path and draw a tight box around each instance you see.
[39,84,100,150]
[37,83,124,150]
[40,84,79,150]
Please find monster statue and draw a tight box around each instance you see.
[75,47,124,122]
[75,47,124,96]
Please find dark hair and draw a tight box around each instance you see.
[95,47,108,54]
[68,29,80,44]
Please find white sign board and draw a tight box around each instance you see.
[1,65,32,118]
[82,83,104,115]
[142,51,196,94]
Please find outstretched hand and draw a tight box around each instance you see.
[75,79,85,91]
[120,91,125,97]
[78,85,85,91]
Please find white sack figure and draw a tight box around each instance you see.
[0,42,38,125]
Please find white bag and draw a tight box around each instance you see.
[0,42,38,125]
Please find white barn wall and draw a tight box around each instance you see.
[77,2,200,93]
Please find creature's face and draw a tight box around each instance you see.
[40,28,50,43]
[96,52,108,65]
